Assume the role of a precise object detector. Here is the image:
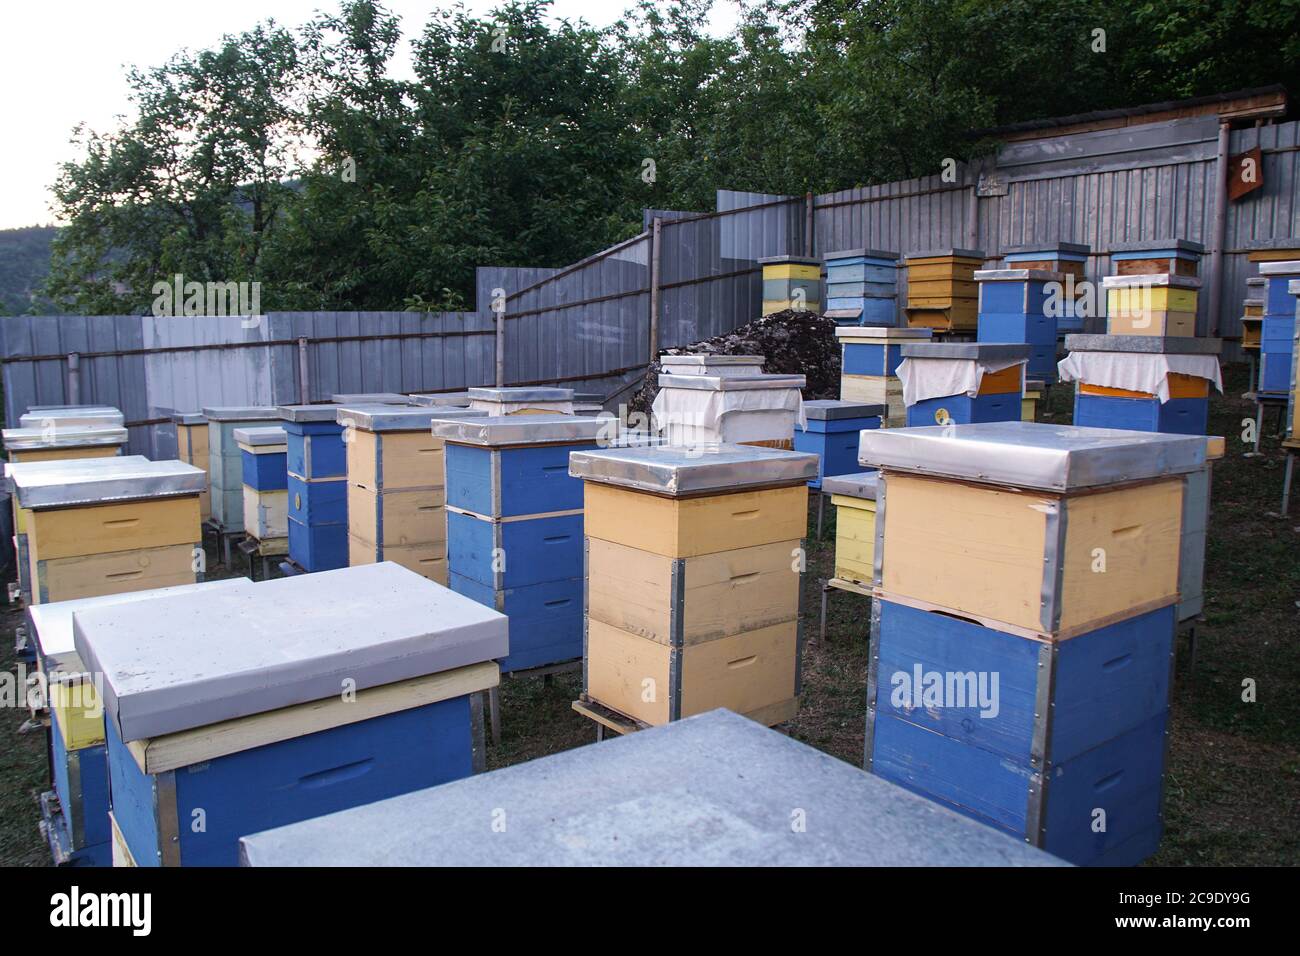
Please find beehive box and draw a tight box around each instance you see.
[1110,238,1204,277]
[794,400,884,488]
[823,248,899,325]
[1022,379,1045,422]
[467,386,575,416]
[571,444,817,729]
[172,412,210,521]
[1103,274,1201,337]
[340,404,485,583]
[238,710,1063,867]
[235,426,289,551]
[3,424,127,465]
[73,562,506,867]
[27,579,254,866]
[659,354,765,377]
[202,406,281,533]
[1258,261,1300,397]
[859,423,1206,865]
[1245,238,1300,263]
[975,268,1063,380]
[1290,280,1300,439]
[13,458,205,605]
[20,406,124,429]
[1062,334,1221,437]
[836,326,932,427]
[823,471,878,587]
[759,255,821,315]
[652,372,805,448]
[279,405,349,572]
[437,414,611,672]
[898,342,1028,427]
[1001,241,1090,284]
[1244,275,1265,319]
[904,248,984,330]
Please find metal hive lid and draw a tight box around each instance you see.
[432,414,614,446]
[1002,241,1091,256]
[170,411,206,426]
[2,424,127,450]
[1101,273,1202,289]
[858,421,1206,491]
[467,386,574,403]
[408,392,471,407]
[659,354,765,367]
[201,406,280,422]
[73,563,509,742]
[973,269,1066,282]
[20,406,124,428]
[329,392,410,405]
[1111,238,1205,254]
[569,443,818,495]
[803,400,886,420]
[757,255,821,266]
[233,426,287,447]
[335,404,484,431]
[2,454,150,494]
[821,471,879,499]
[656,373,805,391]
[1064,334,1222,355]
[905,248,985,260]
[12,458,206,508]
[834,326,932,342]
[900,342,1031,361]
[276,404,346,423]
[824,248,900,261]
[1258,260,1300,275]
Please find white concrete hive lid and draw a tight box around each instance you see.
[821,471,879,500]
[2,423,128,450]
[1257,260,1300,275]
[466,386,574,403]
[73,562,509,743]
[1101,273,1202,289]
[431,413,613,446]
[569,442,818,495]
[2,454,149,493]
[329,393,410,405]
[12,457,205,508]
[1111,238,1205,254]
[899,342,1030,361]
[237,710,1065,867]
[200,406,281,422]
[30,579,256,680]
[1064,334,1221,355]
[973,268,1065,282]
[408,392,470,407]
[656,372,805,391]
[802,400,885,420]
[170,411,205,425]
[859,421,1206,492]
[20,405,124,428]
[334,404,484,431]
[233,425,287,447]
[834,326,932,342]
[276,404,345,423]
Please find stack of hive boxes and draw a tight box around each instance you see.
[822,249,899,326]
[28,579,252,866]
[1104,274,1200,337]
[467,386,574,416]
[975,268,1063,381]
[570,444,817,731]
[279,405,350,572]
[794,400,885,490]
[861,422,1204,866]
[438,415,608,672]
[1258,260,1300,400]
[203,406,281,535]
[1022,379,1046,421]
[1110,239,1204,278]
[341,404,483,582]
[903,249,984,331]
[1289,279,1300,441]
[73,563,505,866]
[1242,276,1265,354]
[235,426,289,554]
[171,413,210,521]
[1001,242,1091,333]
[897,342,1029,426]
[759,256,821,315]
[823,471,878,589]
[836,327,932,428]
[11,457,204,604]
[652,357,804,448]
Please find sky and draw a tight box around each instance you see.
[0,1,741,231]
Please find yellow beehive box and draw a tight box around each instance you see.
[906,278,979,299]
[347,534,447,583]
[858,424,1203,639]
[34,544,198,604]
[346,429,444,492]
[761,260,821,282]
[1247,244,1300,263]
[905,302,979,330]
[840,375,907,427]
[1078,372,1209,400]
[1107,310,1196,336]
[173,413,211,520]
[1106,286,1198,315]
[7,444,120,465]
[27,497,199,561]
[348,485,446,548]
[823,473,878,587]
[1021,380,1045,422]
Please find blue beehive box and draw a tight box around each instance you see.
[794,400,885,488]
[823,248,899,325]
[898,342,1028,427]
[235,426,288,491]
[27,579,255,867]
[74,563,506,867]
[858,422,1207,865]
[1259,261,1300,398]
[975,268,1063,382]
[435,414,612,673]
[279,405,350,571]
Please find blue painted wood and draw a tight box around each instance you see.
[1259,352,1291,397]
[1004,252,1088,264]
[1111,249,1199,262]
[287,474,348,526]
[842,342,902,376]
[288,517,349,571]
[827,263,897,284]
[906,391,1021,426]
[51,710,111,853]
[444,442,493,516]
[104,717,162,866]
[1029,344,1057,383]
[860,298,898,326]
[449,572,584,672]
[977,311,1058,346]
[446,442,596,518]
[284,421,346,480]
[794,418,880,487]
[1264,272,1300,315]
[981,279,1056,315]
[447,510,585,588]
[827,280,896,299]
[107,694,476,867]
[1073,394,1208,436]
[240,449,288,491]
[1057,312,1084,334]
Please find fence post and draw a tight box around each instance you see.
[495,302,506,387]
[66,352,80,405]
[297,337,310,404]
[1207,121,1231,337]
[649,219,662,362]
[804,193,814,256]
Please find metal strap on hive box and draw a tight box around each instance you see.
[67,748,85,850]
[667,559,686,722]
[1024,641,1058,847]
[1039,498,1067,635]
[154,770,182,867]
[862,598,884,771]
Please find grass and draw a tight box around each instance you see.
[2,362,1298,866]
